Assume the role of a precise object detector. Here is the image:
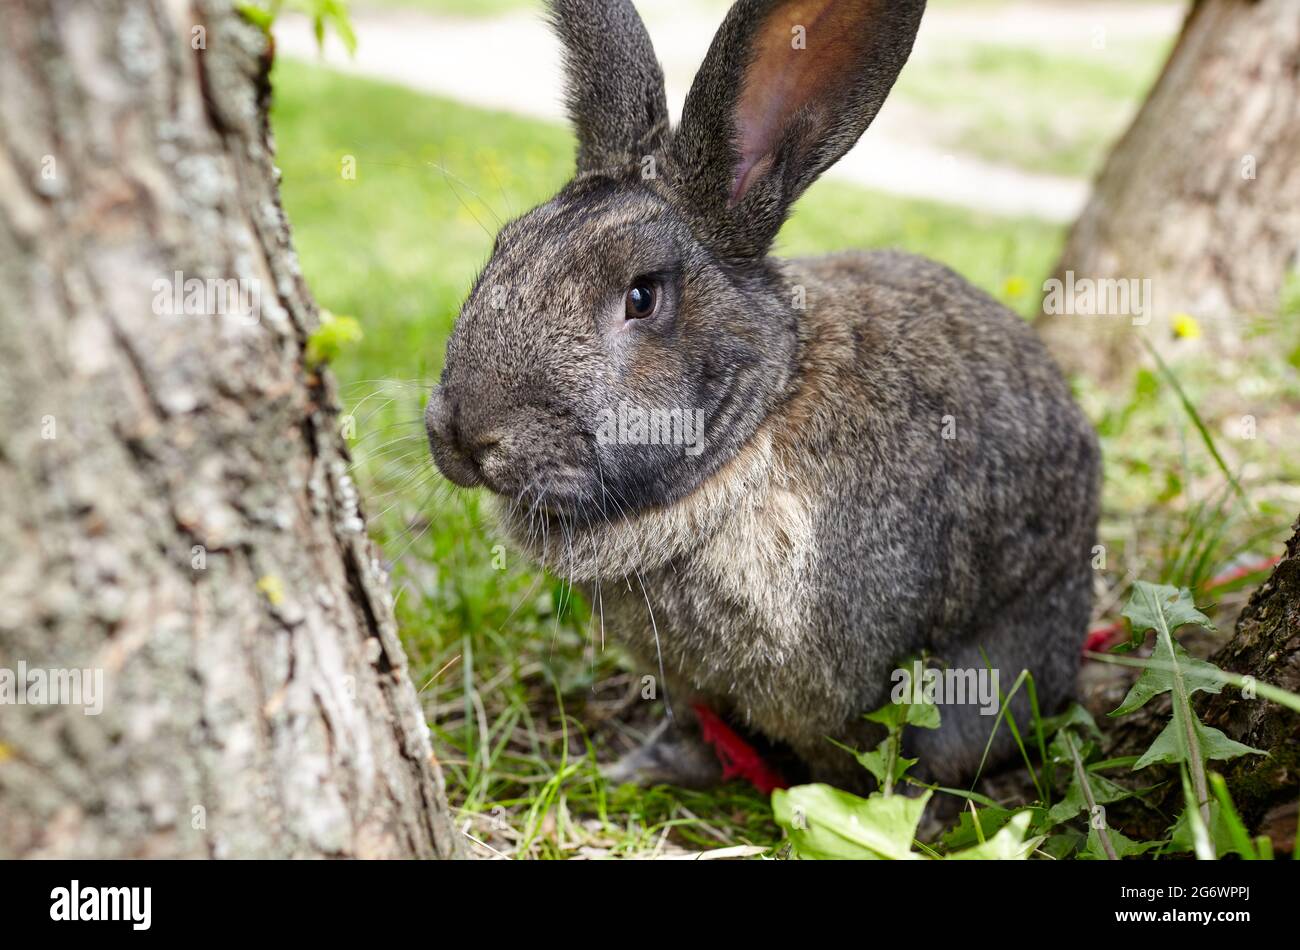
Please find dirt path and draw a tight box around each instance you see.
[276,2,1185,221]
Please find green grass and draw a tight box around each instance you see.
[347,0,1173,178]
[894,38,1173,178]
[271,58,1299,858]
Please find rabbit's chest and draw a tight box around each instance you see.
[609,484,824,697]
[694,484,820,634]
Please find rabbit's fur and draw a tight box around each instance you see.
[426,0,1101,791]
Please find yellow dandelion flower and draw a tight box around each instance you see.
[1172,313,1202,340]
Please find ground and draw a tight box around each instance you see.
[269,1,1300,858]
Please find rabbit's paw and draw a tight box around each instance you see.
[600,720,724,790]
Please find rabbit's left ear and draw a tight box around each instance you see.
[673,0,926,258]
[547,0,670,173]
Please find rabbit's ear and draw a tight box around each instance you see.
[547,0,670,173]
[672,0,925,258]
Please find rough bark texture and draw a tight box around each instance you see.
[0,0,459,858]
[1038,0,1300,383]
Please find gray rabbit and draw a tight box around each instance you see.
[425,0,1101,792]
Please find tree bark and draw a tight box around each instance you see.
[1037,0,1300,384]
[0,0,459,858]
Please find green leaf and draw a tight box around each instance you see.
[1192,720,1266,763]
[1039,703,1102,740]
[852,673,941,792]
[1133,715,1264,770]
[1208,772,1259,860]
[324,0,358,54]
[305,311,363,367]
[851,740,918,788]
[904,696,941,729]
[863,704,905,729]
[1079,825,1162,860]
[772,784,928,860]
[947,811,1043,860]
[243,0,357,55]
[940,804,1016,851]
[1040,829,1085,860]
[1111,637,1225,716]
[1118,582,1213,653]
[864,674,941,730]
[235,1,274,31]
[1048,728,1096,766]
[1046,770,1140,825]
[1084,648,1300,716]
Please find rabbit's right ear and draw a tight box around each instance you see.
[547,0,670,173]
[671,0,925,259]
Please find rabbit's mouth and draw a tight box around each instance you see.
[488,484,639,583]
[507,474,600,518]
[427,430,596,511]
[425,383,605,511]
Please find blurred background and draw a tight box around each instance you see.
[264,0,1300,857]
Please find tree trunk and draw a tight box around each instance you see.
[0,0,459,858]
[1037,0,1300,384]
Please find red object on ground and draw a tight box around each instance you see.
[1083,621,1126,654]
[692,702,789,794]
[1204,555,1281,591]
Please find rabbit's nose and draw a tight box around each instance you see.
[424,384,452,444]
[425,385,487,487]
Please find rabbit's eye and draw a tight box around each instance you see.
[624,281,658,320]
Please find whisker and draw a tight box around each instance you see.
[591,467,672,722]
[424,158,504,229]
[437,157,497,240]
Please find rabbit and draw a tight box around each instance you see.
[425,0,1101,793]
